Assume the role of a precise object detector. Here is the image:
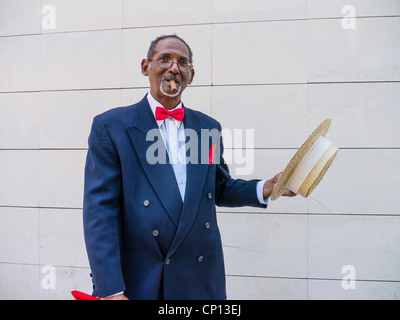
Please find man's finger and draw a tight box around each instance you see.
[283,189,297,197]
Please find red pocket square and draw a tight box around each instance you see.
[71,290,100,300]
[209,144,216,165]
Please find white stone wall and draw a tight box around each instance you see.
[0,0,399,299]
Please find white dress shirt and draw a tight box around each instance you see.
[147,93,187,201]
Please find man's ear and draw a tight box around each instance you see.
[188,68,195,85]
[141,59,150,76]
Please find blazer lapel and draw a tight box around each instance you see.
[127,97,183,227]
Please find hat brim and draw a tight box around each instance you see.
[271,119,337,201]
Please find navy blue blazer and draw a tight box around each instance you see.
[83,95,267,299]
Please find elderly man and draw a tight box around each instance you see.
[83,34,295,300]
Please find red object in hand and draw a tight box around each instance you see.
[71,290,100,300]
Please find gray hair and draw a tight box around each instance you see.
[147,34,193,63]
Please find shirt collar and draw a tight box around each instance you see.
[147,92,183,128]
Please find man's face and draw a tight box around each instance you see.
[142,38,195,106]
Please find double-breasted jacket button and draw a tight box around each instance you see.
[165,258,171,265]
[152,229,159,237]
[207,192,212,200]
[143,200,150,207]
[197,255,204,263]
[204,222,211,229]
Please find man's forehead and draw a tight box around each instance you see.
[155,38,190,58]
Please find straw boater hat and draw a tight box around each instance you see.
[271,119,339,200]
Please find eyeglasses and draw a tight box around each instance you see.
[150,56,193,73]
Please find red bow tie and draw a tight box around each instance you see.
[155,107,185,122]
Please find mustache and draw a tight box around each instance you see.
[162,74,181,83]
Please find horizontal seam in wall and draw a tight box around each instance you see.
[0,261,89,270]
[226,274,400,283]
[217,211,400,217]
[212,81,400,86]
[1,147,399,151]
[1,14,400,39]
[212,15,400,25]
[1,81,399,95]
[0,205,82,210]
[1,205,399,217]
[0,148,89,151]
[0,261,399,283]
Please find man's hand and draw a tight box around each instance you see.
[263,172,297,199]
[101,293,129,300]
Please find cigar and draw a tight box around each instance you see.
[170,80,178,93]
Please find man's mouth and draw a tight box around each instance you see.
[164,78,180,86]
[160,77,181,97]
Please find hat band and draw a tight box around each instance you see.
[298,144,338,197]
[287,136,332,194]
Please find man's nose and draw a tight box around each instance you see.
[169,60,180,73]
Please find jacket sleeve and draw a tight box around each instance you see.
[83,116,126,298]
[214,123,268,209]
